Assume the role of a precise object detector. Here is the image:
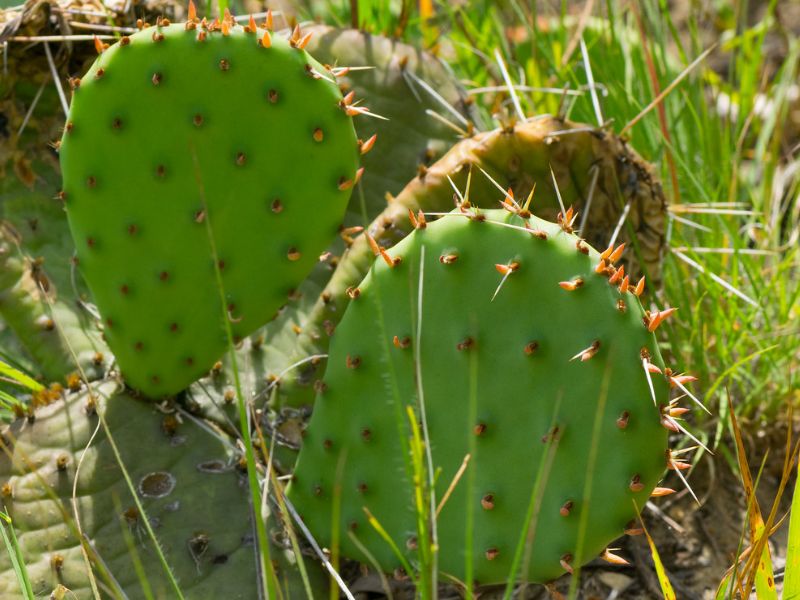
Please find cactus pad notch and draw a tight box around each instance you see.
[59,16,360,397]
[290,206,674,584]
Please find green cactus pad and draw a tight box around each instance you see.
[59,20,360,398]
[290,208,670,584]
[0,381,327,598]
[277,116,666,409]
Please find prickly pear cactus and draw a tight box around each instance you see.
[0,381,326,598]
[58,16,360,398]
[276,116,666,409]
[290,207,672,584]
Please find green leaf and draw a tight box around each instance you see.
[0,361,43,392]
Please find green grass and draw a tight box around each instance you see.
[297,0,799,425]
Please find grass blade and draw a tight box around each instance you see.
[0,511,34,599]
[0,361,43,392]
[785,457,800,598]
[636,505,676,600]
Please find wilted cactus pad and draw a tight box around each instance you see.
[59,22,360,397]
[290,208,669,584]
[0,382,257,599]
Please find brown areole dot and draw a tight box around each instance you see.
[51,554,64,572]
[457,336,475,351]
[524,341,539,355]
[629,474,644,492]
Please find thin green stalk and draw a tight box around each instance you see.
[191,152,278,598]
[95,395,184,600]
[110,494,154,600]
[567,362,613,599]
[0,511,34,599]
[463,319,478,600]
[502,397,562,600]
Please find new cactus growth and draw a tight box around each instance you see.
[58,14,360,397]
[290,206,675,583]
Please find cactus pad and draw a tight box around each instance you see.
[59,20,360,397]
[0,382,257,597]
[278,116,666,408]
[0,381,327,598]
[290,207,670,584]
